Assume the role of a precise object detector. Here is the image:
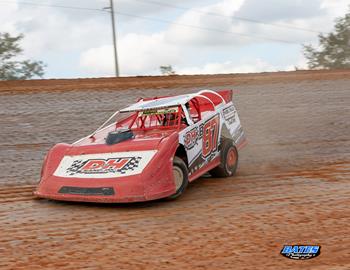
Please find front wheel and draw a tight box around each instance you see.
[167,157,189,200]
[210,140,238,178]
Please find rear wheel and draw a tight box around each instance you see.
[167,157,189,200]
[210,139,238,178]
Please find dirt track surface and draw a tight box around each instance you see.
[0,70,349,269]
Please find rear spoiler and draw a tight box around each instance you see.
[217,90,233,104]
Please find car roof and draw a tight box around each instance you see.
[120,90,225,112]
[120,94,193,112]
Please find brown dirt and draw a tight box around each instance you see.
[0,69,349,94]
[0,70,349,269]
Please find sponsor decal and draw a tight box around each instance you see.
[184,127,199,150]
[280,245,321,260]
[222,105,236,125]
[53,151,157,178]
[183,114,220,174]
[232,126,244,143]
[66,157,141,176]
[183,114,220,153]
[140,107,178,116]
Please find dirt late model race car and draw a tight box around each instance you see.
[35,90,246,203]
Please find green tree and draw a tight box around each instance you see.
[0,32,45,80]
[160,65,176,75]
[303,11,350,69]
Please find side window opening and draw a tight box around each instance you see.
[129,106,184,130]
[186,99,201,123]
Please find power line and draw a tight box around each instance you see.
[132,0,322,34]
[0,0,299,44]
[0,0,106,12]
[114,10,297,44]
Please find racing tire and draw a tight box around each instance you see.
[210,139,238,178]
[167,157,189,200]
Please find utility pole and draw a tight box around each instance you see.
[105,0,119,77]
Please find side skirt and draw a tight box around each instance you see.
[188,156,221,182]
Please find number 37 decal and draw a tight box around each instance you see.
[202,115,220,157]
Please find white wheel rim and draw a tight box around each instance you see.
[173,166,184,191]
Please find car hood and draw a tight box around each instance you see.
[42,129,179,180]
[67,129,177,155]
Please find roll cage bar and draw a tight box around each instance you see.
[73,90,227,145]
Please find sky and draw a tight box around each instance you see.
[0,0,349,78]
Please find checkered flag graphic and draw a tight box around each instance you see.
[117,157,142,174]
[66,160,87,175]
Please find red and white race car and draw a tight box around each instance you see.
[35,90,246,202]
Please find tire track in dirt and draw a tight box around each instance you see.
[0,71,349,269]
